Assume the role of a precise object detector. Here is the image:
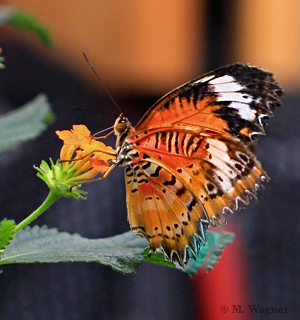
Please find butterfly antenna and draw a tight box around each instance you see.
[83,52,123,114]
[92,125,114,137]
[73,107,119,116]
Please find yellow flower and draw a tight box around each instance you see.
[56,125,116,176]
[55,124,91,146]
[36,125,116,200]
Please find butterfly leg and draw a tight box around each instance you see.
[70,163,117,191]
[93,130,115,140]
[59,148,116,165]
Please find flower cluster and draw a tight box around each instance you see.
[56,124,116,174]
[35,125,116,199]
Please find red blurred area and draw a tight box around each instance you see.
[192,227,250,320]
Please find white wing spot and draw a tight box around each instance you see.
[211,81,245,93]
[230,102,256,121]
[206,138,228,152]
[217,92,253,103]
[209,75,236,84]
[212,169,234,193]
[194,74,215,84]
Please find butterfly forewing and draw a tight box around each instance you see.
[134,63,283,144]
[116,63,283,266]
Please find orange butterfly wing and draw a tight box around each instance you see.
[134,63,283,142]
[122,64,283,265]
[125,152,209,264]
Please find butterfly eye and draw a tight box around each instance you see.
[114,117,130,134]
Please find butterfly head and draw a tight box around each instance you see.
[114,114,135,151]
[113,114,131,135]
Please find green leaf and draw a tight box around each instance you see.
[141,231,235,275]
[0,226,148,274]
[0,219,16,253]
[206,231,235,270]
[0,226,235,274]
[142,248,177,269]
[0,7,54,46]
[185,231,235,275]
[0,94,54,154]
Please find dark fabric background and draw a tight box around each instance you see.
[0,40,196,320]
[246,94,300,319]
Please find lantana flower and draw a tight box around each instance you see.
[35,125,116,200]
[13,125,116,234]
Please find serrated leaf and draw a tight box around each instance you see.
[185,231,235,275]
[0,7,53,46]
[0,226,235,274]
[141,231,234,274]
[0,94,54,154]
[0,219,16,253]
[206,232,235,270]
[184,232,219,274]
[0,226,148,274]
[142,248,177,269]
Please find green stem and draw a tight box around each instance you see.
[13,190,61,234]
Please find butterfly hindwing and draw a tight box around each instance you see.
[127,130,265,217]
[125,154,208,265]
[124,130,265,264]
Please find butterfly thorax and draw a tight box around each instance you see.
[113,114,136,166]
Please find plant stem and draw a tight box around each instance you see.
[13,190,61,234]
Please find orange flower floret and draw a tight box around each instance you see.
[89,157,112,174]
[81,140,116,164]
[56,125,116,176]
[55,125,92,146]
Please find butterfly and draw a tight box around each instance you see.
[103,63,283,267]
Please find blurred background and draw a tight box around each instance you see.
[0,0,299,319]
